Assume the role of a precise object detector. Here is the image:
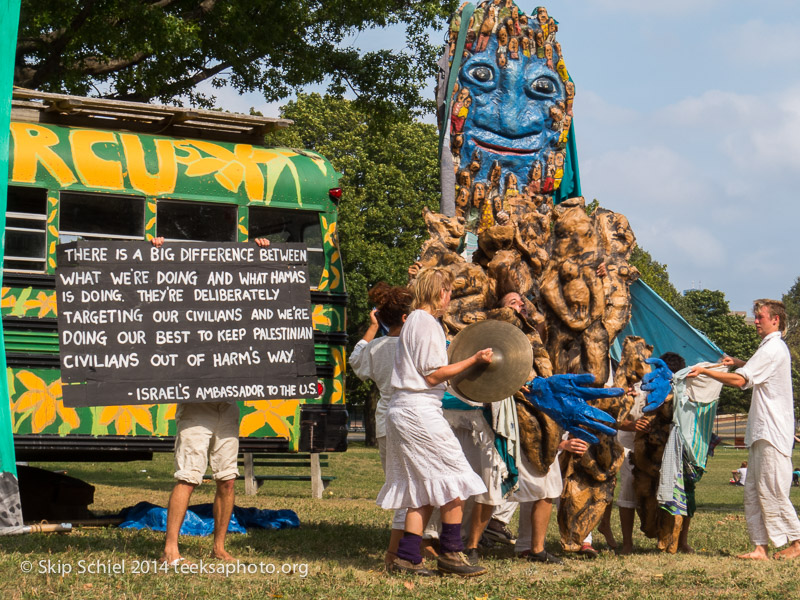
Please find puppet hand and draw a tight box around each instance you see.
[524,374,620,444]
[641,358,673,413]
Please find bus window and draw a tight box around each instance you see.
[4,186,47,273]
[157,199,237,242]
[60,192,145,243]
[249,206,324,284]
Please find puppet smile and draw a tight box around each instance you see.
[473,139,538,155]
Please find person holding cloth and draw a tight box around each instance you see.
[688,299,800,560]
[377,266,493,577]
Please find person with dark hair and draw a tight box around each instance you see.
[349,282,413,568]
[688,299,800,560]
[659,352,686,374]
[658,352,698,554]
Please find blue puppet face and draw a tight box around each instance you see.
[458,36,565,184]
[445,2,573,231]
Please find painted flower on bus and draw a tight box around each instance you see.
[12,371,76,434]
[98,404,155,435]
[1,288,16,310]
[24,290,57,318]
[240,399,299,438]
[329,347,345,404]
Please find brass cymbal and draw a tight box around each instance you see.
[448,320,533,403]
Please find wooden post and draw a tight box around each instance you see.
[310,453,323,499]
[243,452,257,496]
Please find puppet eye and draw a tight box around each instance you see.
[531,77,557,95]
[469,66,494,82]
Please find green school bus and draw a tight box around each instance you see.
[4,89,348,460]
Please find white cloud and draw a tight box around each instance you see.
[575,90,639,127]
[583,0,722,15]
[657,88,800,171]
[712,20,800,65]
[670,226,726,267]
[582,144,711,212]
[659,90,763,130]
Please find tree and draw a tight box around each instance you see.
[629,246,685,313]
[782,277,800,420]
[264,93,440,443]
[681,289,760,414]
[15,0,457,114]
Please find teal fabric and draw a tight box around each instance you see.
[554,117,581,205]
[492,429,519,496]
[438,3,475,160]
[0,0,22,479]
[440,391,482,411]
[610,280,724,366]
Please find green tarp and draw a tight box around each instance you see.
[611,279,724,366]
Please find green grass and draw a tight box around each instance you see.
[2,444,800,599]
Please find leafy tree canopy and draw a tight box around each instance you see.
[681,289,760,414]
[264,93,440,408]
[15,0,457,114]
[783,276,800,350]
[629,246,685,312]
[782,277,800,419]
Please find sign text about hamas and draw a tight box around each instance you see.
[56,241,318,407]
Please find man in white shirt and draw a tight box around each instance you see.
[688,299,800,560]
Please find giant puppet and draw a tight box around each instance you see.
[419,0,655,552]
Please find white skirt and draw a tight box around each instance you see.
[511,448,562,503]
[376,392,488,510]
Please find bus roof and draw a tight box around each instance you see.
[11,88,293,145]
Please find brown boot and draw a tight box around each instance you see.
[437,551,487,577]
[387,556,436,577]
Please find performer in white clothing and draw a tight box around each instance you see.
[688,298,800,560]
[376,267,493,576]
[349,282,413,567]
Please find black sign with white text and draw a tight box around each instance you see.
[56,241,318,407]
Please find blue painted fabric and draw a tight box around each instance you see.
[118,502,300,536]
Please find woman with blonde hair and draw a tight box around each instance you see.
[377,267,493,577]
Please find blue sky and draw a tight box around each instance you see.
[209,0,800,312]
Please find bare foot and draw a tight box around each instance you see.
[598,524,618,550]
[618,544,634,556]
[737,549,769,560]
[159,554,194,566]
[678,544,695,554]
[211,549,237,561]
[421,539,439,559]
[384,551,398,569]
[774,542,800,560]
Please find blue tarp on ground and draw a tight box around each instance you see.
[610,279,724,366]
[119,502,300,536]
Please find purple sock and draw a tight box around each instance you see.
[440,522,464,554]
[396,532,423,564]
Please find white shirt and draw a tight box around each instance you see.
[738,467,747,485]
[391,310,448,397]
[349,336,399,438]
[736,331,795,456]
[617,382,645,451]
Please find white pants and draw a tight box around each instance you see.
[744,439,800,547]
[493,499,518,524]
[616,448,638,509]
